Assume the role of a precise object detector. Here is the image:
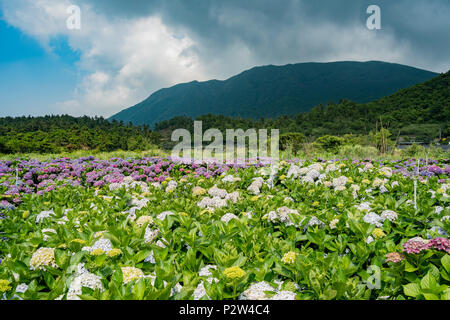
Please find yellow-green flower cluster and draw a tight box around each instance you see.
[30,247,57,270]
[281,251,298,265]
[373,228,386,239]
[107,248,123,258]
[192,186,206,196]
[224,266,246,280]
[90,248,105,256]
[70,239,86,245]
[121,267,144,284]
[0,279,11,293]
[136,215,154,227]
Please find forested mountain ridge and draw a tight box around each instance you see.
[154,71,450,142]
[110,61,438,127]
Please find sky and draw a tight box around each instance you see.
[0,0,449,118]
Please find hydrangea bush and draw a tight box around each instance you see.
[0,156,449,300]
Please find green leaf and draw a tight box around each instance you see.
[133,250,152,264]
[54,249,69,269]
[441,255,450,273]
[404,261,418,272]
[403,283,421,298]
[421,272,437,291]
[422,293,439,300]
[442,288,450,300]
[320,288,337,300]
[43,272,55,289]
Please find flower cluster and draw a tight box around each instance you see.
[30,247,58,270]
[121,267,144,284]
[385,252,405,263]
[281,252,298,265]
[224,266,246,280]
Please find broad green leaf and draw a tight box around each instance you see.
[421,272,437,291]
[403,283,421,298]
[441,255,450,273]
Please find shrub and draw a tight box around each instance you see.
[401,143,426,158]
[279,133,306,153]
[313,135,344,153]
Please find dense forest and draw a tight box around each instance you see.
[155,71,450,143]
[0,115,160,154]
[1,71,447,155]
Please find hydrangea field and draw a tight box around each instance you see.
[0,156,449,300]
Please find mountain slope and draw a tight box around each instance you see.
[110,61,439,127]
[154,71,449,141]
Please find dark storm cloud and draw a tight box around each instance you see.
[79,0,449,73]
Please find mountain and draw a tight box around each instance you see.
[110,61,439,127]
[154,71,449,141]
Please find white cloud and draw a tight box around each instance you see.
[1,0,447,117]
[1,0,208,116]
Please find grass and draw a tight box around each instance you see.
[0,144,448,162]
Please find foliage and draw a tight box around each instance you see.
[0,115,161,154]
[0,157,449,300]
[154,71,450,143]
[279,133,306,153]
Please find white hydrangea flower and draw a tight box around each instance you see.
[239,281,275,300]
[156,211,175,220]
[144,251,156,264]
[165,180,178,192]
[373,178,384,187]
[366,236,374,244]
[363,212,383,227]
[83,238,113,254]
[36,210,55,223]
[305,216,325,229]
[15,283,28,294]
[67,264,103,300]
[208,185,228,198]
[326,164,338,173]
[287,165,301,178]
[221,213,238,224]
[305,169,320,180]
[380,210,398,222]
[265,207,299,227]
[355,202,372,212]
[271,291,297,300]
[144,227,159,244]
[129,197,149,209]
[199,265,217,277]
[329,219,339,230]
[42,228,57,241]
[156,239,167,248]
[379,167,393,178]
[225,191,240,203]
[170,283,183,297]
[197,196,228,211]
[332,176,348,188]
[222,175,235,183]
[193,281,209,300]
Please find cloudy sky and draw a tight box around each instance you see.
[0,0,449,118]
